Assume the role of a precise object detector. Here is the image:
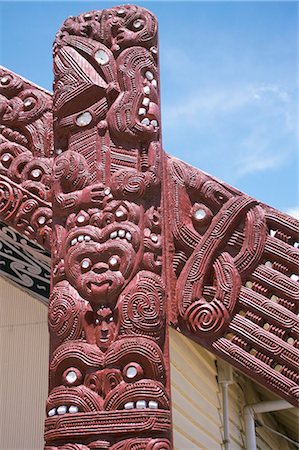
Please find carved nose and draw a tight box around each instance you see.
[93,263,109,274]
[101,322,108,332]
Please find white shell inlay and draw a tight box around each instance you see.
[136,400,147,409]
[148,400,158,409]
[290,274,299,282]
[124,402,134,410]
[126,366,138,379]
[57,405,67,415]
[69,405,79,413]
[37,216,46,225]
[109,256,118,267]
[24,98,34,108]
[31,169,42,179]
[0,76,10,85]
[142,97,150,107]
[95,49,109,65]
[125,232,132,241]
[194,209,206,220]
[2,153,11,162]
[145,71,154,81]
[81,259,91,269]
[133,19,143,29]
[76,111,92,127]
[66,370,77,384]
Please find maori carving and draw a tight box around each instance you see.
[0,67,53,249]
[47,5,171,449]
[1,3,298,446]
[166,155,299,406]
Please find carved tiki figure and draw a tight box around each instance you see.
[46,5,171,449]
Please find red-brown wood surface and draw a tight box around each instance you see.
[165,155,299,407]
[0,66,53,250]
[0,4,298,449]
[46,5,172,449]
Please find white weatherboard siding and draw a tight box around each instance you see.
[0,277,48,450]
[169,327,294,450]
[170,328,224,449]
[0,277,294,449]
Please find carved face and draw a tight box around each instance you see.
[102,5,157,52]
[64,219,140,310]
[46,338,169,420]
[85,307,117,351]
[95,307,116,349]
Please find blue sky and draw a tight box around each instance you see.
[0,1,297,216]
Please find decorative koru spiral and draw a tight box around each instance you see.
[177,194,267,340]
[0,180,22,221]
[118,271,165,342]
[48,281,86,349]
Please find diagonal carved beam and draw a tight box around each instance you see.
[0,66,53,251]
[165,155,299,407]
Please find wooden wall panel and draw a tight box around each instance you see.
[0,277,49,450]
[169,327,294,450]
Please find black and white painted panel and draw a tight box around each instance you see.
[0,221,50,304]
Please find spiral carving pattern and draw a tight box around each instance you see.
[48,282,85,347]
[185,299,230,337]
[119,272,165,341]
[0,180,21,220]
[54,151,90,192]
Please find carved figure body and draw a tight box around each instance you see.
[46,5,171,449]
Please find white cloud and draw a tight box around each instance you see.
[285,207,299,220]
[236,152,286,177]
[251,85,290,103]
[162,82,296,178]
[162,86,252,127]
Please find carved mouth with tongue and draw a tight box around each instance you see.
[88,279,112,298]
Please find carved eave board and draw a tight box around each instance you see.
[0,6,298,444]
[165,155,299,407]
[0,67,52,300]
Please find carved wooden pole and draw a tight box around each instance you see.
[46,5,172,449]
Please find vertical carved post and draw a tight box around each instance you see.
[45,5,172,449]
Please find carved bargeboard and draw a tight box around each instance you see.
[0,66,53,251]
[0,3,298,449]
[46,5,171,449]
[165,155,299,406]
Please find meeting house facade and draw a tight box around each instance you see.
[0,5,298,449]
